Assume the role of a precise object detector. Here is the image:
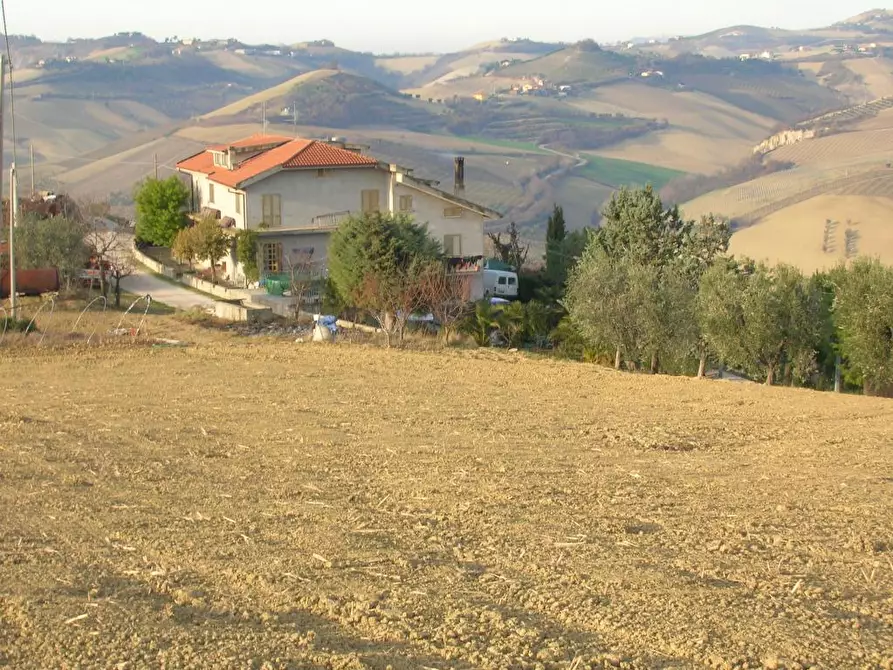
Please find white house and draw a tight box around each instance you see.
[175,134,500,297]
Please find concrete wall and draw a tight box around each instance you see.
[394,182,486,258]
[214,301,273,323]
[181,274,251,301]
[245,167,384,230]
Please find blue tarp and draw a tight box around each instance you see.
[315,314,338,333]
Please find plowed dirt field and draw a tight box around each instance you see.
[1,334,892,669]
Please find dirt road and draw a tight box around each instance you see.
[1,336,891,669]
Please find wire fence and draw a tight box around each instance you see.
[1,293,159,350]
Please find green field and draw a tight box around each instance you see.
[452,135,547,153]
[579,154,685,189]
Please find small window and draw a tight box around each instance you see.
[261,194,281,227]
[443,206,463,218]
[398,195,413,212]
[208,183,215,204]
[443,234,462,257]
[262,242,282,273]
[498,276,507,285]
[316,168,333,178]
[361,189,380,214]
[234,192,241,215]
[508,277,517,285]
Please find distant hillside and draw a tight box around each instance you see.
[237,71,444,131]
[646,54,846,123]
[499,42,635,86]
[408,39,558,86]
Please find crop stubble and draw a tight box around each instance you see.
[0,335,891,669]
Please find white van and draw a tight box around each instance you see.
[483,268,518,298]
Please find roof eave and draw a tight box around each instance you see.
[397,174,502,219]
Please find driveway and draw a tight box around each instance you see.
[120,271,217,312]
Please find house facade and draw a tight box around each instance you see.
[175,135,499,299]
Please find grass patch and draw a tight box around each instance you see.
[578,154,685,190]
[450,135,547,153]
[117,291,176,315]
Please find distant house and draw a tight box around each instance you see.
[175,135,499,294]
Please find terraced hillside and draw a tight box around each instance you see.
[683,87,893,273]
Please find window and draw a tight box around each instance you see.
[361,189,380,214]
[443,206,463,218]
[262,242,282,273]
[443,234,462,257]
[208,183,215,204]
[316,168,333,178]
[508,276,517,286]
[234,192,241,215]
[398,195,413,212]
[498,276,507,285]
[261,194,282,227]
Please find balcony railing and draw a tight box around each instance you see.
[309,210,352,229]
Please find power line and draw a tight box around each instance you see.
[0,0,18,168]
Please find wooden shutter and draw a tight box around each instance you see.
[361,190,380,214]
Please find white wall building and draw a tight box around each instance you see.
[176,134,499,297]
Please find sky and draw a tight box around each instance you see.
[8,1,867,53]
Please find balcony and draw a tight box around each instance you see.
[447,255,483,274]
[308,210,352,230]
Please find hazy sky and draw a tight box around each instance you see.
[11,1,864,52]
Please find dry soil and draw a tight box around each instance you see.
[1,331,892,669]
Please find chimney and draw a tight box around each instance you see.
[454,156,465,195]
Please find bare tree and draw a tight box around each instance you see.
[420,264,473,345]
[108,245,135,308]
[354,260,427,348]
[82,203,127,299]
[486,221,529,270]
[284,250,322,320]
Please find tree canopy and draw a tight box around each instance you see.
[328,212,442,346]
[833,257,893,394]
[134,176,190,247]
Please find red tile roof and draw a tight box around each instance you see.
[176,135,379,188]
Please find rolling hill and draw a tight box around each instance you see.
[682,87,893,272]
[11,11,893,238]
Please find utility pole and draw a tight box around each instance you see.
[153,153,158,180]
[29,143,35,195]
[1,55,5,247]
[262,100,267,136]
[0,55,7,317]
[293,100,297,137]
[8,163,16,319]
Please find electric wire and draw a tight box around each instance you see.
[1,0,18,167]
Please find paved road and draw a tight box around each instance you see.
[101,228,217,312]
[119,271,217,312]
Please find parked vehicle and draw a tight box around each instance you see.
[483,268,518,298]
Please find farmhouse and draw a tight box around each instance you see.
[175,134,499,297]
